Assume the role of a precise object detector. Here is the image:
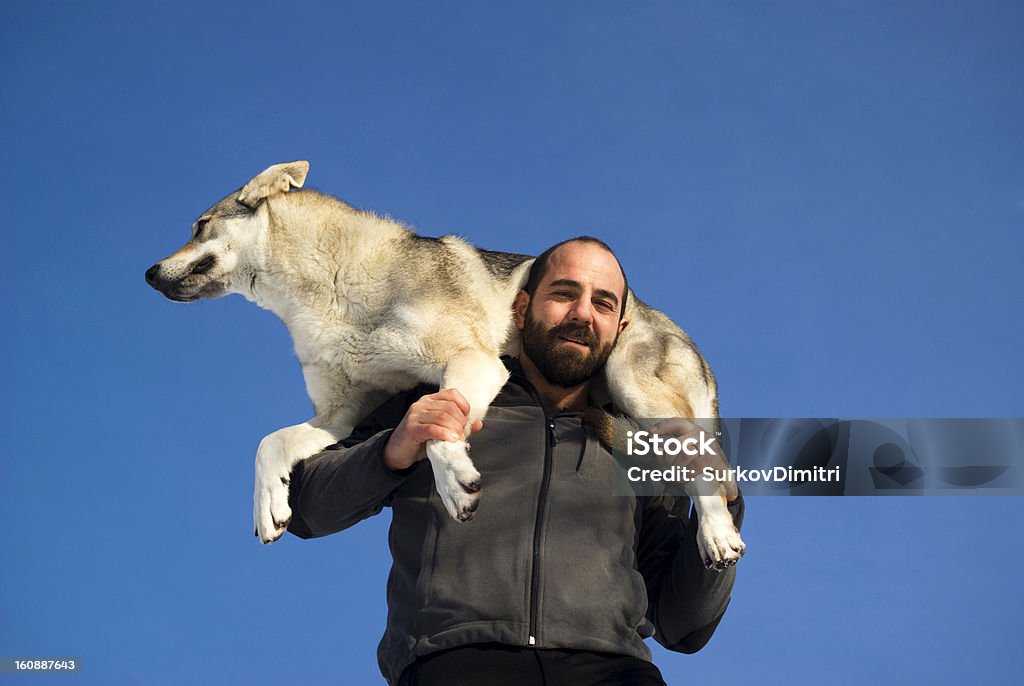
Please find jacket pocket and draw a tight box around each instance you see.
[413,487,534,636]
[554,426,603,481]
[415,501,440,610]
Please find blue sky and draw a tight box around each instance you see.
[2,1,1022,684]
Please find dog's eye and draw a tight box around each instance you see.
[195,219,210,238]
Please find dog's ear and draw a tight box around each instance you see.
[238,161,310,208]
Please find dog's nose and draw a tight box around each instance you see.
[145,264,161,284]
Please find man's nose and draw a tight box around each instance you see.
[567,298,594,325]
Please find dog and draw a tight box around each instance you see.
[145,161,745,569]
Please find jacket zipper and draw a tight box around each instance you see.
[527,417,557,646]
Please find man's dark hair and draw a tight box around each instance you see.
[524,236,629,318]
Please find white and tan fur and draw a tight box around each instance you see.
[145,161,745,569]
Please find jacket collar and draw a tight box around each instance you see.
[500,355,610,416]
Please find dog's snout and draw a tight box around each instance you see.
[145,264,161,285]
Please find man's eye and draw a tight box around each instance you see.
[595,301,615,312]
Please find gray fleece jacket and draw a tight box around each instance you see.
[288,359,743,685]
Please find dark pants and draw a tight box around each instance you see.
[398,643,667,686]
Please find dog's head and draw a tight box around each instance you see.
[145,161,310,302]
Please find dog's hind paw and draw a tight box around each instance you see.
[697,513,746,571]
[426,440,483,522]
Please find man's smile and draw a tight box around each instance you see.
[557,334,593,351]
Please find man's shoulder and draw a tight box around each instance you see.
[493,356,542,409]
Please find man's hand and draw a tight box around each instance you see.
[651,418,739,502]
[384,389,484,472]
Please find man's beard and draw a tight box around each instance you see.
[522,309,617,388]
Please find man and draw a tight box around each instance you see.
[287,237,744,685]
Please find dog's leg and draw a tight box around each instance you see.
[654,424,745,571]
[604,336,745,570]
[427,351,509,522]
[685,479,746,571]
[588,412,746,571]
[253,414,355,544]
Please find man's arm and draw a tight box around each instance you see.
[637,493,745,653]
[286,385,432,539]
[287,385,484,539]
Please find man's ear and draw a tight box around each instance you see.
[513,290,530,331]
[618,318,629,334]
[238,161,310,208]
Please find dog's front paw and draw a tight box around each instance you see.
[426,440,482,522]
[696,511,746,571]
[254,434,294,544]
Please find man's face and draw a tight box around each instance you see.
[515,242,629,388]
